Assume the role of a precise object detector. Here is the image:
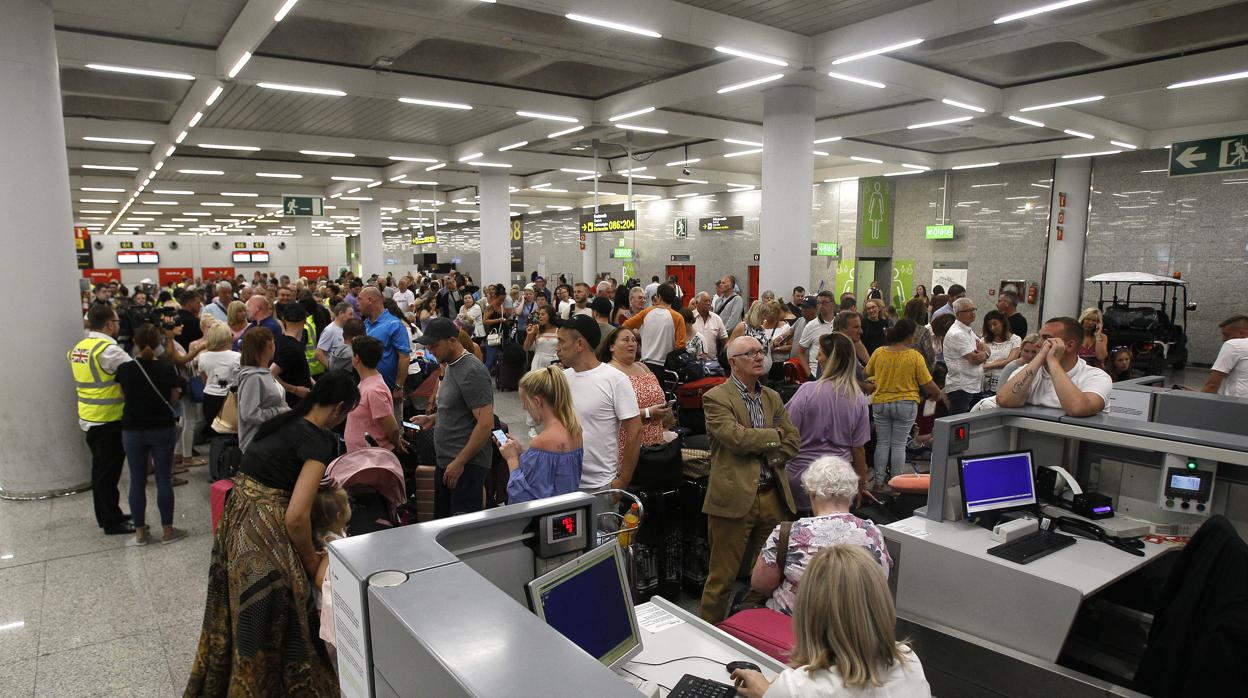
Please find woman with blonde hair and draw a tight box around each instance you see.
[226,300,248,343]
[731,545,931,698]
[1077,307,1108,368]
[196,321,241,437]
[495,366,584,503]
[728,299,791,376]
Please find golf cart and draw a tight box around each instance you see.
[1086,272,1195,372]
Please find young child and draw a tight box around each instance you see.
[311,486,351,658]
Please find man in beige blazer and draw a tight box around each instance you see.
[698,336,800,623]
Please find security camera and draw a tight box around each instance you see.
[211,241,221,249]
[169,241,178,250]
[682,167,691,176]
[278,241,287,250]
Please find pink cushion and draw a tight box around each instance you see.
[717,608,793,663]
[210,479,234,532]
[889,473,930,494]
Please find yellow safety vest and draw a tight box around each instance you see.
[68,337,124,423]
[305,317,325,376]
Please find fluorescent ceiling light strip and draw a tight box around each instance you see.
[403,180,439,186]
[80,198,118,203]
[256,172,301,178]
[619,167,645,173]
[677,178,708,184]
[1018,95,1103,111]
[1061,150,1122,159]
[608,106,655,122]
[724,148,762,158]
[907,116,973,129]
[398,97,472,110]
[205,86,224,106]
[995,0,1097,25]
[850,155,882,163]
[198,143,259,151]
[565,13,661,38]
[1109,141,1137,150]
[717,73,784,94]
[389,155,438,162]
[548,125,585,138]
[164,146,176,157]
[274,0,299,22]
[425,163,447,171]
[1167,70,1248,90]
[813,137,843,144]
[951,162,999,169]
[332,176,373,182]
[257,82,346,97]
[82,187,125,192]
[179,169,224,175]
[498,141,527,152]
[1063,129,1095,139]
[227,52,252,79]
[826,72,885,89]
[812,150,829,157]
[714,46,787,67]
[300,149,354,157]
[474,162,512,168]
[516,111,579,123]
[175,131,188,144]
[459,153,483,162]
[832,38,923,65]
[85,63,194,80]
[902,163,930,170]
[201,202,234,207]
[941,99,986,113]
[724,138,763,147]
[82,165,138,171]
[1008,115,1046,127]
[666,158,700,166]
[187,112,203,128]
[616,123,667,134]
[83,136,154,145]
[675,192,700,198]
[561,168,597,175]
[624,174,656,179]
[884,170,922,176]
[220,192,258,197]
[142,200,179,205]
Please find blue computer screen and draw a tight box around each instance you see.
[961,452,1036,515]
[536,551,636,665]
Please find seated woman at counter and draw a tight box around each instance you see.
[496,366,583,503]
[751,455,891,616]
[732,545,931,698]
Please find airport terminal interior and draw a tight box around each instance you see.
[3,0,1248,696]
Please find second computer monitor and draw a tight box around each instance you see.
[958,450,1037,520]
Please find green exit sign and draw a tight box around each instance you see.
[611,247,634,259]
[815,242,840,257]
[282,195,323,217]
[926,225,954,240]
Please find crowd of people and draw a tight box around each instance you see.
[69,267,1246,696]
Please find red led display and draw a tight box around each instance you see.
[552,513,578,540]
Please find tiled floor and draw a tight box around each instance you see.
[0,368,1208,696]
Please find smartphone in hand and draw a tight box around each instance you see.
[402,421,422,431]
[492,428,508,446]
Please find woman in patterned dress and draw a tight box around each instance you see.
[598,327,670,464]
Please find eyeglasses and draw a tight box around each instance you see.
[731,349,765,359]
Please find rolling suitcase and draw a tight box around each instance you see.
[680,477,711,597]
[676,377,726,436]
[495,342,525,391]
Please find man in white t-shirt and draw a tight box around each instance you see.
[996,316,1112,417]
[943,298,988,414]
[557,315,642,491]
[1201,315,1248,398]
[644,276,660,304]
[315,302,353,370]
[392,277,416,313]
[691,292,729,359]
[797,291,838,376]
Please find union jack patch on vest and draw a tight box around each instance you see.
[71,349,91,363]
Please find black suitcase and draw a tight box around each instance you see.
[209,435,242,482]
[495,342,526,391]
[630,487,682,602]
[680,477,710,597]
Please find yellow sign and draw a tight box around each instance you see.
[580,211,637,234]
[411,233,436,245]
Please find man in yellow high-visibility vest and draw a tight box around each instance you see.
[69,305,135,535]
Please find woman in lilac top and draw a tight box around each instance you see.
[496,366,583,503]
[784,332,871,513]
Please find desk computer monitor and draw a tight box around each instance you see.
[526,542,642,670]
[958,450,1037,522]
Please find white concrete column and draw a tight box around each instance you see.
[0,0,92,497]
[357,200,383,279]
[478,170,511,286]
[759,85,816,298]
[1040,158,1092,320]
[294,217,311,237]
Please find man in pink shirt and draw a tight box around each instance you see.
[345,336,407,453]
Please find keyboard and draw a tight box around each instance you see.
[668,674,737,698]
[987,530,1076,564]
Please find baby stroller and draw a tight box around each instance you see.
[324,447,409,535]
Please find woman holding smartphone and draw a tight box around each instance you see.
[1077,308,1109,369]
[495,367,583,503]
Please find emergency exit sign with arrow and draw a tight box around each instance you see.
[1169,133,1248,177]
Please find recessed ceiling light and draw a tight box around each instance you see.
[474,162,513,168]
[826,72,886,89]
[204,86,224,106]
[388,155,438,163]
[883,170,922,176]
[902,163,931,170]
[724,138,764,147]
[850,156,883,164]
[1109,141,1137,150]
[256,172,301,178]
[666,158,700,166]
[85,63,194,80]
[198,143,260,151]
[561,168,598,175]
[426,163,446,171]
[82,165,138,171]
[141,200,179,205]
[202,202,234,207]
[907,116,974,129]
[1018,95,1104,111]
[548,125,585,138]
[459,153,484,162]
[187,112,204,128]
[341,196,373,201]
[273,0,299,22]
[258,82,346,97]
[951,162,999,169]
[517,111,579,123]
[83,136,155,145]
[717,73,784,94]
[331,176,373,182]
[607,106,656,122]
[398,97,473,110]
[616,123,668,134]
[677,178,708,184]
[498,141,528,152]
[714,46,788,67]
[227,51,252,79]
[164,146,176,157]
[565,13,661,38]
[995,0,1097,25]
[831,38,923,65]
[179,169,225,175]
[220,192,258,197]
[78,209,114,214]
[175,131,188,144]
[403,180,439,186]
[1008,115,1046,127]
[1167,70,1248,90]
[941,99,986,113]
[1063,129,1095,139]
[299,150,354,158]
[1061,150,1122,159]
[80,198,119,203]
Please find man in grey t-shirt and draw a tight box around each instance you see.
[409,318,495,518]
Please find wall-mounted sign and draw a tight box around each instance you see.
[74,226,93,269]
[140,241,155,249]
[117,250,159,264]
[202,267,235,280]
[670,254,691,262]
[82,268,121,283]
[235,242,247,249]
[158,268,194,286]
[674,218,688,238]
[252,241,265,249]
[120,241,134,249]
[411,232,436,245]
[298,266,329,280]
[925,225,954,240]
[857,176,893,247]
[232,250,270,263]
[282,195,323,217]
[580,210,636,234]
[699,215,743,232]
[813,242,841,257]
[753,253,760,262]
[1169,132,1248,177]
[611,247,634,259]
[510,217,525,273]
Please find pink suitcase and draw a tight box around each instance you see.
[210,478,234,532]
[717,608,794,663]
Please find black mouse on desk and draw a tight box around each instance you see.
[726,661,762,674]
